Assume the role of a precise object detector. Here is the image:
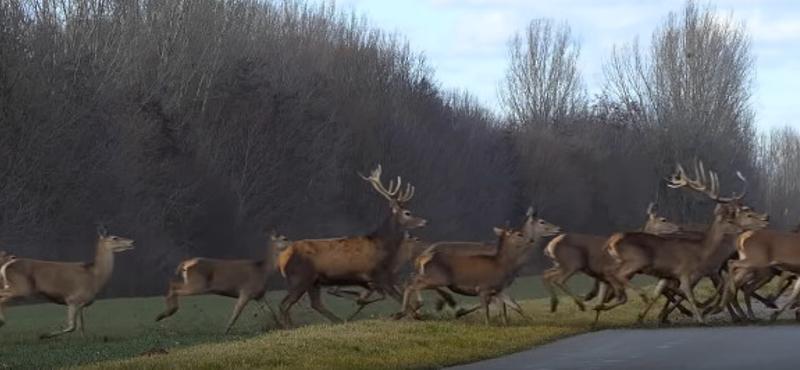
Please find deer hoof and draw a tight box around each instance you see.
[549,298,558,313]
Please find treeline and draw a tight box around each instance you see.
[0,0,797,297]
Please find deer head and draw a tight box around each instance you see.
[521,206,561,243]
[360,165,427,230]
[643,202,683,235]
[493,226,530,257]
[269,232,293,252]
[0,251,15,265]
[96,224,135,253]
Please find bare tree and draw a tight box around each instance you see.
[603,0,758,221]
[499,19,584,127]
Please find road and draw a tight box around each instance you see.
[449,326,800,370]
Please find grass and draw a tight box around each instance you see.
[0,275,743,369]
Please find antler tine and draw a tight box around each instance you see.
[360,164,397,202]
[666,164,684,188]
[390,176,402,196]
[734,171,748,200]
[646,202,656,216]
[716,171,748,202]
[398,183,415,203]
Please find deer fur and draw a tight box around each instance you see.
[0,226,133,338]
[154,233,292,332]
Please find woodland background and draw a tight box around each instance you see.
[1,0,799,295]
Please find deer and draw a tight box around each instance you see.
[542,202,685,315]
[720,226,800,321]
[594,162,767,325]
[0,225,134,338]
[399,212,561,325]
[277,165,427,326]
[325,231,431,320]
[154,232,293,332]
[412,207,549,320]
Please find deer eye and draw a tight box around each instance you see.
[403,211,411,216]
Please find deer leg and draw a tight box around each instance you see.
[78,308,86,338]
[490,292,529,321]
[434,287,458,313]
[156,281,205,321]
[637,278,668,323]
[257,299,281,326]
[678,276,704,325]
[0,295,10,328]
[224,294,251,334]
[347,289,386,322]
[400,276,439,320]
[542,267,562,312]
[583,279,601,302]
[767,272,794,303]
[280,283,309,328]
[479,290,493,325]
[41,304,80,339]
[714,261,746,316]
[770,277,800,321]
[552,270,585,311]
[308,285,342,323]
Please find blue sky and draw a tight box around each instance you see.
[310,0,799,131]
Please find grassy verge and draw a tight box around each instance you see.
[74,296,651,370]
[0,275,734,369]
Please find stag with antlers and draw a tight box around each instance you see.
[593,161,767,325]
[277,165,426,326]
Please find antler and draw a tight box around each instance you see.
[666,159,744,203]
[359,165,415,204]
[646,202,656,216]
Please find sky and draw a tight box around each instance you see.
[308,0,799,132]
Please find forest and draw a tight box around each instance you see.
[1,0,798,296]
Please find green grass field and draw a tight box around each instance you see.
[0,275,720,369]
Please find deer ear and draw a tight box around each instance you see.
[96,223,108,237]
[493,227,504,236]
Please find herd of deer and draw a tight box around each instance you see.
[3,161,800,340]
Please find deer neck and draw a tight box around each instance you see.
[494,236,519,267]
[91,241,115,294]
[263,248,278,273]
[370,215,404,252]
[699,221,727,261]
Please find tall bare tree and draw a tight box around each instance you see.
[499,19,584,127]
[603,0,758,221]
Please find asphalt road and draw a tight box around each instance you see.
[449,326,800,370]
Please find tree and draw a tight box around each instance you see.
[603,0,758,221]
[499,19,584,127]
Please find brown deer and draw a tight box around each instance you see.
[0,225,134,338]
[277,165,427,326]
[326,231,431,320]
[722,228,800,321]
[415,207,552,320]
[154,232,293,332]
[595,162,767,325]
[542,202,684,314]
[399,213,561,325]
